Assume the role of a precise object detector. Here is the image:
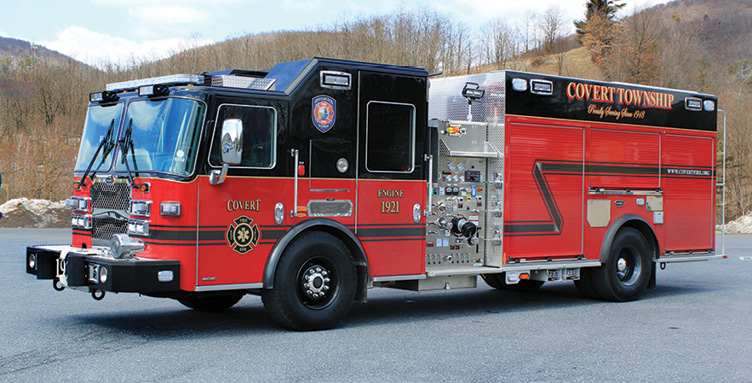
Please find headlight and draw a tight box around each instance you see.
[72,214,92,230]
[128,218,150,236]
[130,200,152,217]
[67,196,90,212]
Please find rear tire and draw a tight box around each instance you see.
[591,227,651,301]
[574,268,600,299]
[262,232,356,331]
[178,293,243,312]
[481,274,506,290]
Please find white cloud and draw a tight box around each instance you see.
[40,25,212,68]
[127,5,210,25]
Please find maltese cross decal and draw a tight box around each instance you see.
[226,215,260,254]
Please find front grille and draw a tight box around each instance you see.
[91,181,131,210]
[92,217,129,242]
[90,180,131,241]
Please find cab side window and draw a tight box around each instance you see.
[365,101,415,173]
[211,104,276,168]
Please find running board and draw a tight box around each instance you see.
[425,259,602,278]
[658,254,725,263]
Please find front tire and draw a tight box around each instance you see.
[262,232,356,331]
[591,227,651,301]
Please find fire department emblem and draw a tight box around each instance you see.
[226,215,260,254]
[312,95,336,133]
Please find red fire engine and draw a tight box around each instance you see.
[26,58,723,330]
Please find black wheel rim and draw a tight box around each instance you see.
[296,257,338,310]
[615,245,642,286]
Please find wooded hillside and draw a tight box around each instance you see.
[0,0,749,220]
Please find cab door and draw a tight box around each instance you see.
[355,71,428,277]
[196,100,287,289]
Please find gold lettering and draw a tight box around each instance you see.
[377,189,404,198]
[226,199,261,212]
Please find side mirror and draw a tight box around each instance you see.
[211,119,243,185]
[220,118,243,165]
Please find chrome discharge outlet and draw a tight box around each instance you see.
[111,233,145,259]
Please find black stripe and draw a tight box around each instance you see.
[356,227,424,238]
[359,237,425,242]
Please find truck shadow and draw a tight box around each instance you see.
[72,281,710,338]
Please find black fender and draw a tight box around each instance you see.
[263,218,369,297]
[600,214,660,263]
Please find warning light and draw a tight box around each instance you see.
[519,273,530,280]
[298,164,306,176]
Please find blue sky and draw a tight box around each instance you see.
[0,0,667,67]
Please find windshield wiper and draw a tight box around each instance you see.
[80,119,115,187]
[119,118,140,189]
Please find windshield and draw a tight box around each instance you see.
[74,103,124,172]
[115,98,205,176]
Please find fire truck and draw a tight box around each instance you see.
[26,58,723,330]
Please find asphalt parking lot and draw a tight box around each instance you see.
[2,229,751,381]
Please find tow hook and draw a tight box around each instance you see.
[53,279,66,291]
[91,289,106,301]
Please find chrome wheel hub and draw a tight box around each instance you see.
[301,265,331,299]
[617,258,628,273]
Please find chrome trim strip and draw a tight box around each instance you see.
[309,189,349,192]
[503,260,601,272]
[589,189,663,196]
[194,283,262,292]
[372,274,427,282]
[659,254,723,263]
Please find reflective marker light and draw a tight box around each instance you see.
[511,78,528,92]
[320,70,352,90]
[336,158,349,173]
[157,270,174,283]
[685,97,703,111]
[160,202,182,217]
[530,79,554,95]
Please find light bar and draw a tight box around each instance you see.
[211,75,276,90]
[106,74,204,92]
